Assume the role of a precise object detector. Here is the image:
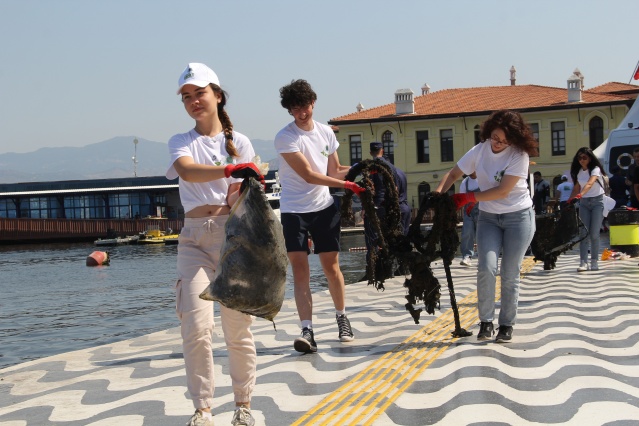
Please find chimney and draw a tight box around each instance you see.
[395,88,414,115]
[573,67,584,89]
[356,102,364,112]
[421,83,430,95]
[567,72,582,102]
[510,66,516,86]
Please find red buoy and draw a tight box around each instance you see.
[86,251,110,266]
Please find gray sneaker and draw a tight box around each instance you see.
[231,405,255,426]
[186,410,213,426]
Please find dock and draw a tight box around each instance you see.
[1,240,638,425]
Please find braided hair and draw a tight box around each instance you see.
[211,84,239,158]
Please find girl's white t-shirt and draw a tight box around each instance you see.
[274,120,339,213]
[457,142,532,214]
[166,129,255,213]
[577,166,604,198]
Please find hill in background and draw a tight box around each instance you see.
[0,137,277,183]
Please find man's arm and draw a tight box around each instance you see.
[281,151,347,188]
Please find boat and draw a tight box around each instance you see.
[265,172,282,221]
[137,228,179,245]
[94,229,140,246]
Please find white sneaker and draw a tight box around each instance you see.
[231,405,255,426]
[577,262,589,272]
[460,256,472,266]
[590,262,599,271]
[186,410,213,426]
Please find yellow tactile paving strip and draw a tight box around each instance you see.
[293,257,537,425]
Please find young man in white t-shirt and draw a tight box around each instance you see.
[274,79,365,353]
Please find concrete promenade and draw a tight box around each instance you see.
[1,238,639,425]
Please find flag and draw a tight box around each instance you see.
[631,61,639,83]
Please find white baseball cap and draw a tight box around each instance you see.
[177,63,220,94]
[561,174,568,180]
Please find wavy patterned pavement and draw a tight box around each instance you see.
[1,246,639,425]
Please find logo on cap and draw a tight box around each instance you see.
[183,68,194,81]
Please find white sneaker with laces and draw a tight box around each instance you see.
[460,256,472,266]
[577,262,589,272]
[186,410,213,426]
[231,405,255,426]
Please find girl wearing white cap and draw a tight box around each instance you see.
[167,63,261,426]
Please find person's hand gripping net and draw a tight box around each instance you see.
[451,192,477,211]
[344,180,366,196]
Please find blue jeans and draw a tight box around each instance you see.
[578,195,604,264]
[461,204,478,257]
[476,207,535,326]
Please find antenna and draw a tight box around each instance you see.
[132,137,139,177]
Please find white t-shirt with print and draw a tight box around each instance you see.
[457,142,532,214]
[166,129,255,213]
[556,181,574,202]
[274,120,339,213]
[577,166,604,198]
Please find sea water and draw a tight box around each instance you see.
[0,235,367,369]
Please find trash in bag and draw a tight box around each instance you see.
[530,203,588,270]
[199,176,288,322]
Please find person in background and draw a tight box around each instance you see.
[435,110,537,343]
[363,141,412,276]
[459,172,480,266]
[167,63,264,426]
[567,147,607,272]
[554,175,574,210]
[532,171,550,214]
[609,166,628,208]
[274,79,365,354]
[633,161,639,208]
[626,147,639,208]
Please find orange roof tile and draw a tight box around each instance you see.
[329,84,634,124]
[589,81,639,93]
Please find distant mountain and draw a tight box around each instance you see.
[0,136,278,183]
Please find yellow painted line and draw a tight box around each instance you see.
[292,257,537,425]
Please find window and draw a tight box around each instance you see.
[474,125,481,145]
[440,129,454,162]
[529,123,539,157]
[416,131,429,163]
[382,130,394,164]
[589,116,604,150]
[551,122,566,156]
[349,135,362,165]
[0,198,17,218]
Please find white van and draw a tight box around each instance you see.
[594,98,639,175]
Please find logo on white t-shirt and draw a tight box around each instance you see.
[493,169,505,183]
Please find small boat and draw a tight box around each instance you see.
[94,229,140,246]
[137,228,179,245]
[265,172,282,221]
[94,235,139,246]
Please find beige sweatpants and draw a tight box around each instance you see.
[175,216,256,409]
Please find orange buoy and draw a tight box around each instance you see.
[86,251,110,266]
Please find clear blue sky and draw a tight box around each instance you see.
[1,0,638,154]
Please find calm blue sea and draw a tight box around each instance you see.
[0,234,367,370]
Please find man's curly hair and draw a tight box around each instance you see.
[279,79,317,110]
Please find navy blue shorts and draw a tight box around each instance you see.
[281,203,341,254]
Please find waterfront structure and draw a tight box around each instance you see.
[328,68,639,207]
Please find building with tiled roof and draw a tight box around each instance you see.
[328,68,637,207]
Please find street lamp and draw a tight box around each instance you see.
[132,137,139,177]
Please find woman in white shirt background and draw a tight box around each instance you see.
[567,147,607,272]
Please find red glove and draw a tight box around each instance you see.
[567,193,582,204]
[344,181,366,195]
[451,192,477,211]
[465,202,476,216]
[224,163,261,179]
